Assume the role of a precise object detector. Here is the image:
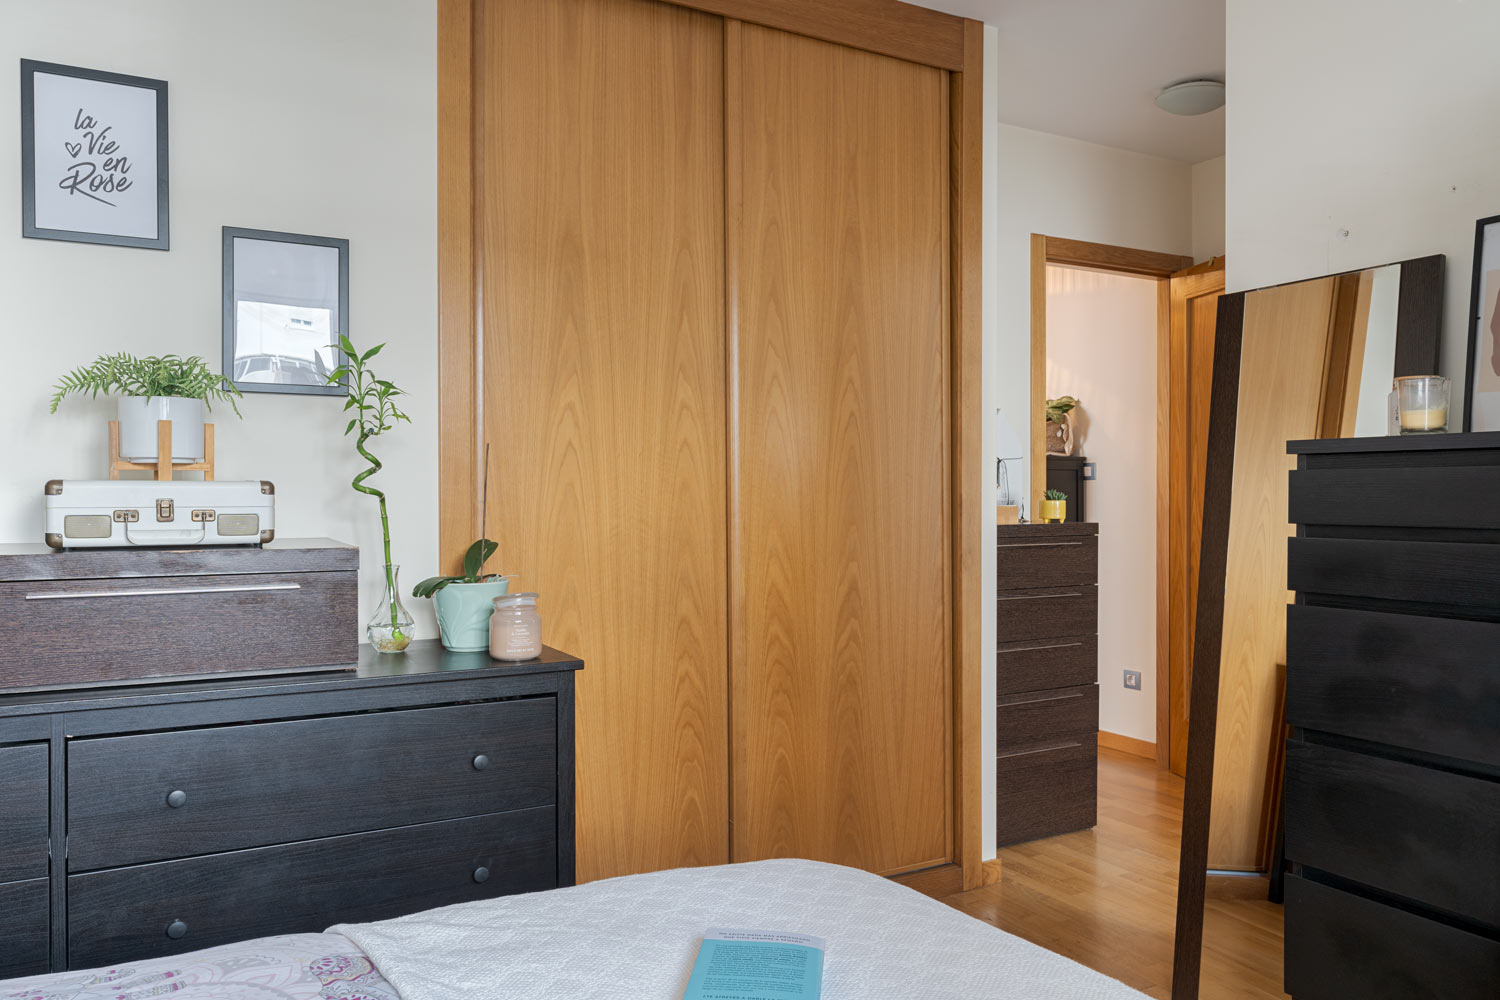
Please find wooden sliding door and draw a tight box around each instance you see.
[726,22,952,875]
[473,0,729,882]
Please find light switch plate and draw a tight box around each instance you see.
[1123,669,1142,690]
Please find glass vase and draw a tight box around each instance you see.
[367,563,415,653]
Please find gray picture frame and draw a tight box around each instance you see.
[21,59,170,250]
[222,227,350,397]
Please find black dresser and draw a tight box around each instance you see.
[0,641,580,977]
[1283,433,1500,999]
[995,521,1099,846]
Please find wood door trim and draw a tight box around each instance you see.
[437,0,478,575]
[664,0,966,70]
[951,17,983,891]
[1043,237,1195,279]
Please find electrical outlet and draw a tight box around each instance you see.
[1123,669,1142,691]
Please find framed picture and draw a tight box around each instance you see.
[223,228,350,396]
[1464,214,1500,431]
[20,59,169,249]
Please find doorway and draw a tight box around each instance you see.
[1028,236,1222,773]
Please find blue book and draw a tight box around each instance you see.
[681,929,826,1000]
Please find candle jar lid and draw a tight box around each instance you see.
[493,592,539,609]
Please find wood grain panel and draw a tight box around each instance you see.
[670,0,965,70]
[1207,277,1335,870]
[728,23,950,875]
[0,744,48,883]
[0,878,48,978]
[475,0,728,882]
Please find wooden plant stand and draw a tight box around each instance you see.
[109,419,215,481]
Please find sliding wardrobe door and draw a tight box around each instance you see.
[474,0,728,882]
[727,22,952,875]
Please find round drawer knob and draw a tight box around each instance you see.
[473,866,490,884]
[166,790,187,809]
[471,754,490,771]
[166,919,188,940]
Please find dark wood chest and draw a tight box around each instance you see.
[995,521,1099,846]
[0,641,580,977]
[1283,433,1500,999]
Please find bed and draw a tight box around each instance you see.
[2,860,1147,1000]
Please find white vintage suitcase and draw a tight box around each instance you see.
[44,480,276,548]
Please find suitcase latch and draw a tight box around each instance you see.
[190,509,216,522]
[111,509,140,523]
[155,498,174,522]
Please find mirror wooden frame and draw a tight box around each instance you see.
[1169,255,1444,999]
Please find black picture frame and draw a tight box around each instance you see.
[20,59,169,250]
[1462,213,1500,432]
[222,227,351,397]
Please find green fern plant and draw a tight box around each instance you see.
[1044,488,1068,501]
[1045,396,1078,424]
[50,353,241,415]
[330,336,411,645]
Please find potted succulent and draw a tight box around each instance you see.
[413,538,512,652]
[1040,488,1068,523]
[50,353,241,461]
[1045,395,1078,456]
[331,336,414,653]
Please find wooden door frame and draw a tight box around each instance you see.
[437,0,985,892]
[1028,236,1194,770]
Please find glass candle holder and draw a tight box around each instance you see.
[490,592,542,661]
[1394,376,1450,434]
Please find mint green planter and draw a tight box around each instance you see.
[432,579,510,652]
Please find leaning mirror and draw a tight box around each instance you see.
[222,226,349,395]
[1172,255,1445,998]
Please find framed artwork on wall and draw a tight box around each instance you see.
[20,59,169,249]
[222,227,350,396]
[1464,214,1500,431]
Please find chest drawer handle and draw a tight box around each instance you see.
[997,592,1084,601]
[166,789,187,808]
[472,754,490,771]
[998,541,1085,548]
[25,583,301,601]
[166,919,188,940]
[473,866,491,884]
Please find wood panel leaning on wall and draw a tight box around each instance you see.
[437,0,985,889]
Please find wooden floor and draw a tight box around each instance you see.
[942,748,1288,999]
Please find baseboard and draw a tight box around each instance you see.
[891,863,963,898]
[1098,730,1157,760]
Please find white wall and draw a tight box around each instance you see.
[1191,155,1225,261]
[1045,265,1159,743]
[1227,0,1500,414]
[0,0,439,638]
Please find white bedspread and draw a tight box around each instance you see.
[331,859,1146,999]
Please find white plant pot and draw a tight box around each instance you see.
[118,396,206,463]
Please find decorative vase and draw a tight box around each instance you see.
[1040,499,1067,523]
[367,564,415,653]
[118,396,206,462]
[433,578,511,652]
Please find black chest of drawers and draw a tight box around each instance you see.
[1283,434,1500,999]
[0,641,581,977]
[995,521,1099,847]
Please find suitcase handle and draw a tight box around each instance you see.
[125,523,207,546]
[25,583,302,601]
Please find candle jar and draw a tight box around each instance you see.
[490,592,542,661]
[1394,376,1451,434]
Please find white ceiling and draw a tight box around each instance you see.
[908,0,1225,163]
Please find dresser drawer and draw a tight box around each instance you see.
[0,877,49,979]
[68,698,557,870]
[1287,537,1500,612]
[995,739,1096,847]
[1289,465,1500,531]
[68,806,557,968]
[1285,876,1500,999]
[1287,605,1500,767]
[996,587,1097,643]
[996,683,1097,753]
[0,570,356,690]
[1284,741,1500,925]
[997,534,1097,589]
[0,743,49,882]
[996,636,1097,696]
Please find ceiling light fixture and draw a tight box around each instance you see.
[1155,79,1225,116]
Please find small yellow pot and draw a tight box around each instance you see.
[1039,498,1067,523]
